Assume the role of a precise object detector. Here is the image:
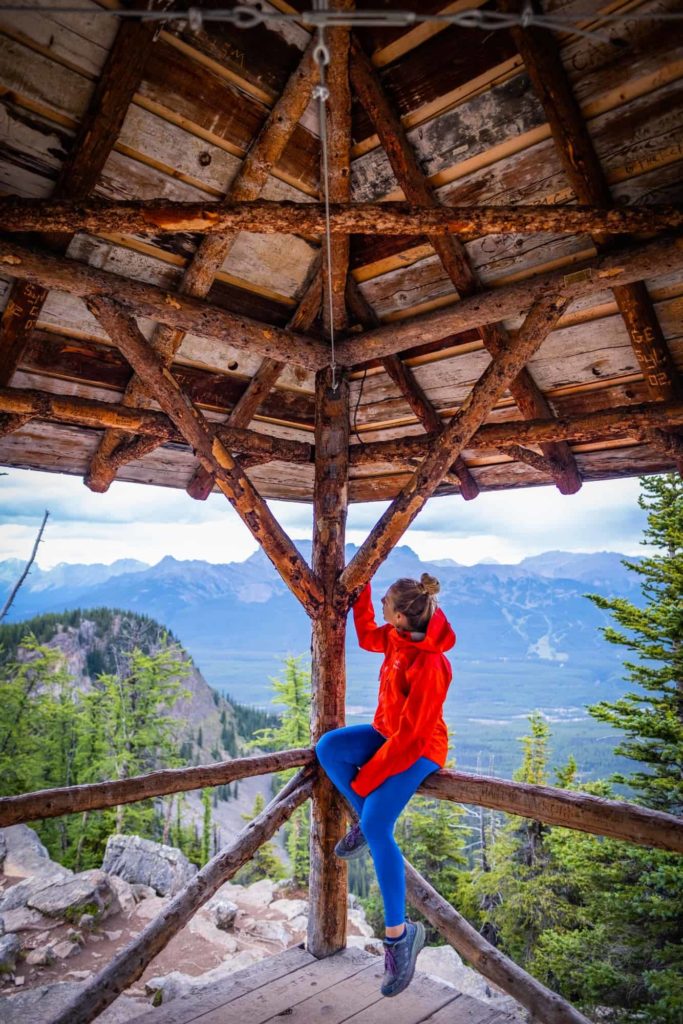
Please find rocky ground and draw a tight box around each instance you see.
[0,825,525,1022]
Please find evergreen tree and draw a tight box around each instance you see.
[586,473,682,813]
[233,793,287,884]
[201,788,212,866]
[245,656,312,885]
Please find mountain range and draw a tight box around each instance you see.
[1,546,640,779]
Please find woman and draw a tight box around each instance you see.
[315,573,455,997]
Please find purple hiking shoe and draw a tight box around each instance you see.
[333,822,369,860]
[381,920,426,997]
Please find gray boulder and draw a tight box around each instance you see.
[0,870,72,914]
[102,835,197,897]
[0,982,145,1023]
[27,869,118,922]
[213,900,238,932]
[0,933,21,975]
[0,826,52,879]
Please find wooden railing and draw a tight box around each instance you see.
[1,749,681,1024]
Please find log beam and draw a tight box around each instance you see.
[349,36,581,496]
[86,39,319,493]
[502,0,682,403]
[52,766,316,1024]
[352,400,683,466]
[339,293,570,601]
[0,237,329,370]
[335,235,683,366]
[187,265,322,501]
[2,387,682,467]
[0,7,168,389]
[405,861,591,1024]
[87,296,323,614]
[346,276,479,500]
[2,199,680,238]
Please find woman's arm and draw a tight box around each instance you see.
[352,583,390,654]
[350,654,451,796]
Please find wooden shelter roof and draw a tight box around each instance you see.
[0,0,681,503]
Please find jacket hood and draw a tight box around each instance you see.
[392,606,455,653]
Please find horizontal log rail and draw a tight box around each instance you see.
[1,198,681,237]
[1,388,680,469]
[0,749,314,827]
[51,765,316,1024]
[0,238,329,372]
[406,860,591,1024]
[421,769,683,853]
[2,748,680,852]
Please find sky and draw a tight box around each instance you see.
[0,466,653,570]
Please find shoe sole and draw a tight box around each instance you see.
[334,842,369,861]
[381,921,426,998]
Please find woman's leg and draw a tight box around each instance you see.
[360,757,440,929]
[314,724,385,818]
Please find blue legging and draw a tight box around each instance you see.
[315,724,440,927]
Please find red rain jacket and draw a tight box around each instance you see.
[350,583,455,797]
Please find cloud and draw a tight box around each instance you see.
[0,466,654,570]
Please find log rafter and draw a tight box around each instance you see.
[346,275,480,500]
[0,5,169,439]
[186,264,322,502]
[2,198,680,237]
[349,36,582,497]
[502,0,682,404]
[85,37,320,494]
[339,292,571,601]
[86,296,324,615]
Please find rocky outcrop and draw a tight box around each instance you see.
[102,835,197,897]
[0,826,52,879]
[0,934,21,975]
[27,870,118,922]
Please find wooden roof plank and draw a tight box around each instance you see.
[503,0,682,402]
[86,37,319,494]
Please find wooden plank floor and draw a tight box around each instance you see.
[126,945,515,1024]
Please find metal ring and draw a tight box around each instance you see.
[230,5,264,29]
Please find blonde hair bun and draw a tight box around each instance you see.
[420,573,440,596]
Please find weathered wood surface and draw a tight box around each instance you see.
[0,748,314,827]
[87,37,319,493]
[4,196,682,236]
[50,766,316,1024]
[124,945,502,1024]
[0,237,329,370]
[0,417,675,500]
[405,861,590,1024]
[339,293,570,599]
[187,265,321,499]
[504,0,682,404]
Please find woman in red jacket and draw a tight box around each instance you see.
[315,572,455,998]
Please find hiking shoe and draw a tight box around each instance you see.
[333,822,369,860]
[381,920,425,997]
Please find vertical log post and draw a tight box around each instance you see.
[307,0,353,959]
[307,367,350,958]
